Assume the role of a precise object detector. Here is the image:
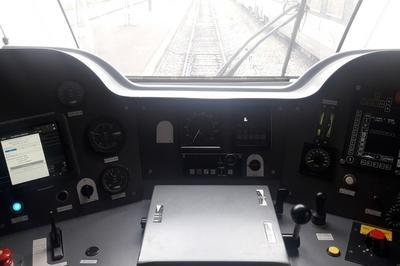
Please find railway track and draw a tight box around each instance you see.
[153,0,227,76]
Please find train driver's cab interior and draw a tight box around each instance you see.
[0,0,400,265]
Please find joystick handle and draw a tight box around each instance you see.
[275,188,289,215]
[291,204,312,225]
[312,192,327,226]
[283,204,312,249]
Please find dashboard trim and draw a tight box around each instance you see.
[2,46,386,99]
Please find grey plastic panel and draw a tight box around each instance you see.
[138,185,289,266]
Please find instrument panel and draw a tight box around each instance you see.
[0,48,400,266]
[343,91,400,175]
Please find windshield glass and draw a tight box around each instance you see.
[0,0,396,78]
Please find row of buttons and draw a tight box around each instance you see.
[348,110,362,156]
[188,168,234,176]
[360,98,392,112]
[360,159,392,170]
[357,130,369,157]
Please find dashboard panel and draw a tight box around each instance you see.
[0,48,400,265]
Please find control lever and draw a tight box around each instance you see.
[283,204,311,249]
[275,188,289,216]
[312,192,327,226]
[49,211,64,261]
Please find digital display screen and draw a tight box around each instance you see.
[364,117,398,157]
[0,123,69,186]
[1,133,49,185]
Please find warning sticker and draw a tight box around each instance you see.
[316,233,334,241]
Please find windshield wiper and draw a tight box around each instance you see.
[57,0,80,48]
[217,0,308,77]
[0,24,9,46]
[336,0,364,53]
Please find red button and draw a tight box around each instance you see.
[369,229,386,241]
[1,258,13,266]
[0,248,11,262]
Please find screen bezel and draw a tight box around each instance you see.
[0,113,80,189]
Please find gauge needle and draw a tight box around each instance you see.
[192,129,200,143]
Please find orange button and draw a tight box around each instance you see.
[327,246,341,257]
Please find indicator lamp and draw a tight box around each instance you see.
[11,201,23,213]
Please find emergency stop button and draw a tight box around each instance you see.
[0,248,13,266]
[366,229,388,255]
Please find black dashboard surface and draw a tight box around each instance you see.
[0,48,400,265]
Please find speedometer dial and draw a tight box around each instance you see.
[181,112,221,148]
[304,148,331,173]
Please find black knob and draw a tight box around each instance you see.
[365,229,388,256]
[81,185,94,199]
[248,160,261,171]
[291,204,312,225]
[312,192,327,226]
[275,188,289,215]
[224,154,237,166]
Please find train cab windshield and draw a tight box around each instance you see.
[1,0,399,80]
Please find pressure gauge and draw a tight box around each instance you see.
[100,165,130,194]
[88,119,124,154]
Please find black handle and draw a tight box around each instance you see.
[49,211,64,261]
[275,188,289,215]
[312,192,327,226]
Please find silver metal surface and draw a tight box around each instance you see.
[138,185,289,265]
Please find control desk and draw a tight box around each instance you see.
[0,48,399,266]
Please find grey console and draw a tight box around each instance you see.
[0,193,376,266]
[138,185,289,266]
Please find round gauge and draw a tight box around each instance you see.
[181,112,221,147]
[100,165,130,194]
[87,119,124,154]
[57,81,85,107]
[304,148,331,173]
